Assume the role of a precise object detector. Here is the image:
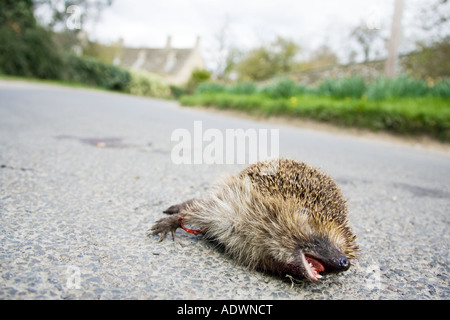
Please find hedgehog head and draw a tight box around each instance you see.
[286,208,358,282]
[258,199,359,282]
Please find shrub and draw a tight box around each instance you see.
[195,82,226,94]
[430,78,450,98]
[185,68,211,93]
[366,76,429,100]
[0,23,64,79]
[170,85,186,98]
[63,54,131,91]
[262,78,307,98]
[227,81,259,94]
[316,76,366,99]
[126,69,171,98]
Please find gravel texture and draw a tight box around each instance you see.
[0,80,449,300]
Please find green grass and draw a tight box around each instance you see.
[180,92,450,141]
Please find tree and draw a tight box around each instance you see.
[406,38,450,78]
[303,45,339,70]
[235,46,272,81]
[0,0,37,29]
[32,0,114,59]
[350,21,382,62]
[403,0,450,78]
[416,0,449,42]
[0,0,64,78]
[220,46,244,81]
[32,0,113,31]
[206,15,244,82]
[235,36,300,81]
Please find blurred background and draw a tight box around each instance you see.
[1,0,449,141]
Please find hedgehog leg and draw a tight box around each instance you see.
[149,213,184,242]
[150,199,204,241]
[163,199,197,214]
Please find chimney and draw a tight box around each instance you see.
[195,36,201,49]
[166,35,172,50]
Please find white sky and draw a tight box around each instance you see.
[84,0,432,67]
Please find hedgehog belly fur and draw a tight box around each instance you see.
[183,174,311,270]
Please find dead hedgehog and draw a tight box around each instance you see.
[149,158,359,282]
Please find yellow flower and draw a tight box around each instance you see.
[290,97,297,104]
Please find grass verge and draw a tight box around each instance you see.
[180,93,450,142]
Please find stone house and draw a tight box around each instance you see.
[113,36,205,86]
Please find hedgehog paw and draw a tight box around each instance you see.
[149,214,183,242]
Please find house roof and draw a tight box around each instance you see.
[119,47,195,76]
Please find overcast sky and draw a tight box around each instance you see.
[85,0,430,66]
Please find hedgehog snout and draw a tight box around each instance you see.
[332,256,350,272]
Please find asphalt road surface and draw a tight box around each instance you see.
[0,80,449,300]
